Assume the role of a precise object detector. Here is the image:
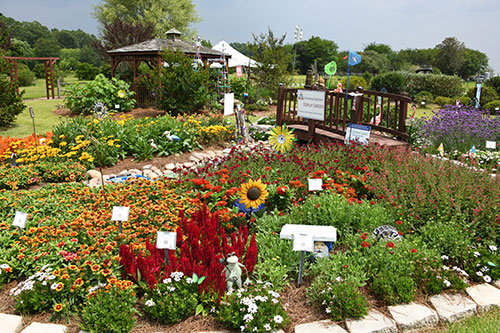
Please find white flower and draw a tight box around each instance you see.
[0,264,9,269]
[145,299,155,307]
[444,280,451,287]
[442,265,450,271]
[484,275,492,283]
[474,251,481,257]
[476,271,484,277]
[186,278,193,284]
[335,276,342,282]
[171,271,184,281]
[481,266,489,272]
[264,323,271,331]
[243,314,254,322]
[163,278,172,284]
[325,307,331,313]
[50,283,59,290]
[240,326,245,332]
[441,255,449,260]
[46,275,56,280]
[489,245,497,251]
[247,303,258,314]
[274,315,283,324]
[272,298,279,304]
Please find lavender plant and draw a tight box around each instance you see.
[419,105,500,153]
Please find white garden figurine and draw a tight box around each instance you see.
[221,253,249,291]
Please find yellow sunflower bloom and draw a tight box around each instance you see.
[269,124,295,153]
[237,179,269,209]
[118,90,126,98]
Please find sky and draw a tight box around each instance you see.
[2,0,499,74]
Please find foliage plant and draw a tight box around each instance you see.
[142,272,200,324]
[486,76,500,96]
[484,100,500,114]
[64,74,135,115]
[462,244,500,283]
[0,56,25,127]
[467,86,499,107]
[34,160,87,183]
[216,281,289,333]
[0,164,39,190]
[80,284,137,333]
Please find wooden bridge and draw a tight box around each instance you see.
[276,86,411,148]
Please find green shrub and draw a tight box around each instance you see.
[466,86,499,106]
[433,96,454,106]
[406,73,464,98]
[17,63,36,87]
[0,69,25,127]
[34,160,87,183]
[462,244,500,283]
[341,76,367,91]
[369,71,406,93]
[414,91,433,105]
[80,285,137,333]
[75,62,100,81]
[485,76,500,96]
[418,220,474,260]
[455,95,471,106]
[145,50,211,115]
[64,74,135,115]
[484,100,500,114]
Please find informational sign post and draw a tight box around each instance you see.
[13,211,28,235]
[111,206,130,233]
[345,123,371,145]
[486,141,497,149]
[156,231,177,266]
[308,178,323,192]
[297,90,326,121]
[224,93,234,116]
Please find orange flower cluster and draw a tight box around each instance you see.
[0,132,53,162]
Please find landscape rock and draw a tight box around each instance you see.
[0,313,23,333]
[151,166,162,175]
[88,177,101,187]
[143,164,152,170]
[143,170,159,179]
[21,322,67,333]
[346,309,397,333]
[183,162,194,168]
[294,320,347,333]
[205,150,216,158]
[222,148,232,154]
[86,169,101,179]
[214,150,224,156]
[466,283,500,311]
[189,156,200,163]
[165,163,175,170]
[192,152,206,160]
[118,169,130,177]
[129,169,142,176]
[388,302,439,332]
[493,280,500,289]
[103,175,110,182]
[430,293,477,323]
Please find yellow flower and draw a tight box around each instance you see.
[54,303,63,312]
[237,179,269,209]
[118,90,126,98]
[269,124,295,153]
[59,141,67,147]
[107,140,114,147]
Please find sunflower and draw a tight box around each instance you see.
[269,124,295,153]
[237,179,269,209]
[118,90,126,98]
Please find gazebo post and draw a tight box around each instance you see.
[44,60,49,99]
[50,59,56,99]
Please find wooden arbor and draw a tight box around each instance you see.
[3,56,59,99]
[107,29,228,106]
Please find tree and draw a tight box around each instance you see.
[363,42,393,55]
[458,49,488,79]
[7,38,34,58]
[294,36,338,74]
[434,37,465,75]
[0,19,12,51]
[0,54,25,127]
[93,0,199,38]
[357,50,390,74]
[53,29,78,49]
[248,28,291,99]
[34,36,61,57]
[397,48,437,68]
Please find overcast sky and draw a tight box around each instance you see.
[2,0,499,74]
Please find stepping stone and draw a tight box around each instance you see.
[222,148,232,154]
[346,309,397,333]
[388,302,439,332]
[21,322,67,333]
[0,313,23,333]
[295,320,347,333]
[466,283,500,311]
[430,293,477,323]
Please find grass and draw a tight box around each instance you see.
[0,99,64,138]
[20,76,86,100]
[430,308,500,332]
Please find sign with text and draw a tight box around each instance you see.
[486,141,497,149]
[111,206,130,221]
[280,224,337,243]
[156,231,177,250]
[12,211,28,229]
[235,66,243,78]
[308,178,323,191]
[297,90,325,121]
[224,93,234,116]
[292,233,314,252]
[345,123,371,145]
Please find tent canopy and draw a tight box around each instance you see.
[212,40,258,68]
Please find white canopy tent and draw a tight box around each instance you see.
[211,40,259,68]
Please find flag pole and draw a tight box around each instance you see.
[346,49,350,100]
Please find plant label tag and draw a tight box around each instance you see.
[13,211,28,229]
[293,233,314,252]
[115,105,120,109]
[486,141,496,149]
[224,93,234,116]
[308,178,323,191]
[111,206,129,221]
[156,231,177,250]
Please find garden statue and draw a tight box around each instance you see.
[372,225,401,241]
[221,253,249,291]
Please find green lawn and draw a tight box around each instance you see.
[0,99,64,138]
[430,308,500,332]
[20,76,86,100]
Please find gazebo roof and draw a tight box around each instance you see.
[108,38,228,58]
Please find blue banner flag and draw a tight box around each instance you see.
[348,49,362,66]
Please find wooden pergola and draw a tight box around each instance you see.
[3,56,59,99]
[107,29,229,105]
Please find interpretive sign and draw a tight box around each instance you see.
[308,178,323,191]
[156,231,177,250]
[297,90,325,121]
[345,123,371,145]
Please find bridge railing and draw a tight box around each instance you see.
[276,86,411,141]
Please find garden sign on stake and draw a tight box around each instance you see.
[29,106,37,145]
[12,211,28,236]
[111,206,129,234]
[156,231,177,266]
[280,224,337,285]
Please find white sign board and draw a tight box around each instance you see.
[293,233,314,252]
[308,178,323,191]
[486,141,497,149]
[12,211,28,229]
[224,93,234,116]
[115,104,120,109]
[111,206,130,221]
[156,231,177,250]
[345,123,371,145]
[297,90,325,121]
[280,224,337,243]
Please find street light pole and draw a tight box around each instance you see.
[292,25,303,83]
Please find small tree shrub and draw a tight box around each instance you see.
[75,62,100,81]
[369,71,405,93]
[484,100,500,114]
[485,76,500,96]
[341,76,367,91]
[17,63,36,86]
[433,96,454,106]
[414,91,433,104]
[0,58,25,127]
[466,86,499,106]
[405,73,463,98]
[64,74,135,115]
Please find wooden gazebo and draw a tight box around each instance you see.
[107,29,229,105]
